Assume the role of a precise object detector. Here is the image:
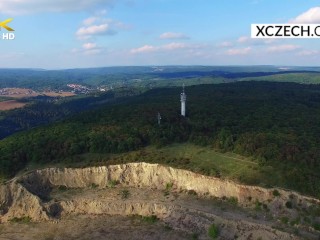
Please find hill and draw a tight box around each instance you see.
[1,81,320,198]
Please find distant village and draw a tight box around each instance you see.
[67,84,112,94]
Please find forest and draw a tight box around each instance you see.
[0,81,320,197]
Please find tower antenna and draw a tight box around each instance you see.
[157,112,161,125]
[180,84,186,117]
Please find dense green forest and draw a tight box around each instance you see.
[1,81,320,197]
[0,89,140,139]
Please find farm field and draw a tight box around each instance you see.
[0,88,75,99]
[0,100,27,111]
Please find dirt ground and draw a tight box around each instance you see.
[1,186,308,240]
[0,214,190,240]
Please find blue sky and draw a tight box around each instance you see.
[0,0,319,69]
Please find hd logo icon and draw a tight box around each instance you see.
[0,18,15,40]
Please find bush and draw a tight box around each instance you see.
[187,190,198,196]
[58,185,67,191]
[285,201,293,209]
[165,182,173,191]
[191,233,199,240]
[141,215,158,223]
[164,182,174,196]
[280,216,289,224]
[313,223,320,231]
[9,216,31,223]
[121,189,130,199]
[228,197,238,206]
[208,224,219,239]
[108,179,119,188]
[273,189,280,197]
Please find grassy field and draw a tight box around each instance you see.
[26,143,286,189]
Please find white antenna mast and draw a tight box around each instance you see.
[157,112,161,125]
[180,84,186,117]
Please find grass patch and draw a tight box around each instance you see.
[9,216,32,223]
[164,182,174,196]
[91,183,99,189]
[191,233,199,240]
[208,224,219,239]
[141,215,159,224]
[227,197,238,206]
[57,185,68,191]
[102,143,287,189]
[121,189,130,199]
[107,179,119,188]
[280,216,289,224]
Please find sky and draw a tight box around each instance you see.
[0,0,319,69]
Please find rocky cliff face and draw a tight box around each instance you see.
[19,162,319,207]
[0,181,49,222]
[0,163,319,222]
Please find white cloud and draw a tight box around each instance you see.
[290,7,320,24]
[218,41,233,48]
[131,42,196,54]
[72,42,103,55]
[297,50,320,56]
[82,42,97,50]
[76,24,116,38]
[0,0,114,15]
[237,35,276,46]
[267,44,300,53]
[160,32,190,40]
[237,36,250,43]
[130,45,157,54]
[83,17,98,26]
[226,47,251,55]
[162,42,187,50]
[76,15,129,40]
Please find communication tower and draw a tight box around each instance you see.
[180,84,186,117]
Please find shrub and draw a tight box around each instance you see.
[273,189,280,197]
[228,197,238,206]
[107,180,119,188]
[141,215,158,223]
[285,201,293,209]
[165,182,173,191]
[191,233,199,240]
[121,189,130,199]
[313,223,320,231]
[255,200,262,211]
[280,216,289,224]
[208,224,219,239]
[164,182,174,196]
[9,216,31,223]
[187,190,198,196]
[58,185,67,191]
[91,183,99,189]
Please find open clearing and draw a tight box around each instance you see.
[0,100,27,111]
[41,91,76,97]
[26,143,287,191]
[75,143,283,189]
